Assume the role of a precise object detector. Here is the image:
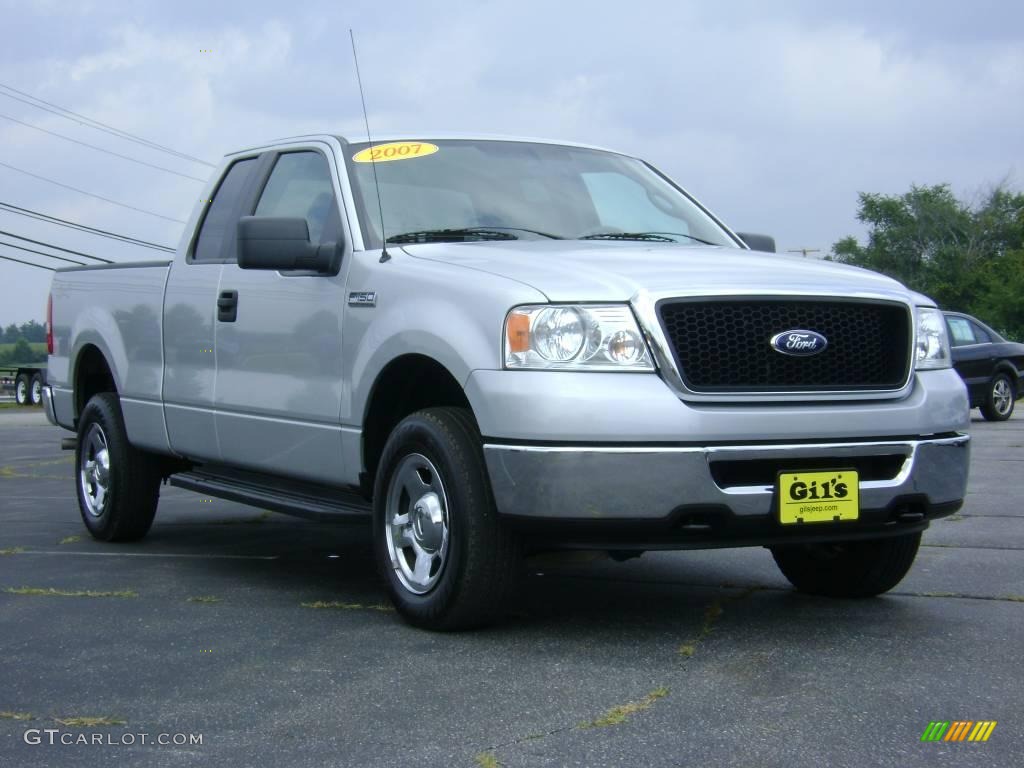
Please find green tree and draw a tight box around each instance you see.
[19,320,45,343]
[2,323,18,344]
[832,183,1024,338]
[9,337,33,364]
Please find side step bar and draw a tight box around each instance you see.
[169,470,372,522]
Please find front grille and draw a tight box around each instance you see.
[657,298,912,393]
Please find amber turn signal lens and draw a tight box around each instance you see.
[507,313,530,353]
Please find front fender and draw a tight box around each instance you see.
[341,250,546,424]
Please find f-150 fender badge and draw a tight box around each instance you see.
[348,291,377,307]
[770,329,827,356]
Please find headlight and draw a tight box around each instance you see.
[505,304,655,371]
[915,306,951,370]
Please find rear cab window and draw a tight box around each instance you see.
[191,157,260,262]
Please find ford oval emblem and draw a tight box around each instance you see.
[770,330,828,357]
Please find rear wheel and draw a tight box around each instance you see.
[373,407,520,630]
[76,393,162,542]
[770,532,921,597]
[14,373,29,405]
[29,373,43,406]
[980,373,1014,421]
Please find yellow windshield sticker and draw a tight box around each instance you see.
[352,142,439,163]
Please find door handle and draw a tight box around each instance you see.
[217,290,238,322]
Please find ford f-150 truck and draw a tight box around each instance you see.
[43,135,970,630]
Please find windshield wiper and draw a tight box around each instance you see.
[579,231,717,246]
[386,228,519,244]
[473,226,562,239]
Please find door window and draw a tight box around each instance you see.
[969,322,991,344]
[254,152,337,244]
[946,316,976,347]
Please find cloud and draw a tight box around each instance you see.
[1,0,1022,324]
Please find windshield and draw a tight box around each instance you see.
[343,139,740,249]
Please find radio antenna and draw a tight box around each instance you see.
[349,29,391,263]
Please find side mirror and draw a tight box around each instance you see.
[237,217,340,273]
[736,232,776,253]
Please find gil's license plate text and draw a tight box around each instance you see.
[777,470,859,524]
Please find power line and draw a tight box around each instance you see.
[0,161,187,225]
[0,230,112,263]
[0,82,215,167]
[0,112,207,182]
[0,202,174,252]
[0,251,56,271]
[0,239,86,266]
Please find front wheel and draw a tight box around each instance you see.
[980,373,1015,421]
[770,532,921,597]
[76,393,162,542]
[373,407,520,630]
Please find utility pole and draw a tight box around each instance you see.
[786,248,821,258]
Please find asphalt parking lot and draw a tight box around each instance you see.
[1,408,1020,768]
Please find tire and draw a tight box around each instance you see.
[29,373,43,406]
[75,393,162,542]
[14,373,29,405]
[770,532,921,598]
[980,373,1015,421]
[372,407,520,631]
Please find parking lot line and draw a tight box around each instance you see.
[14,550,280,560]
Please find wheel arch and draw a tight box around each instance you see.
[361,354,474,487]
[993,360,1020,390]
[72,344,118,420]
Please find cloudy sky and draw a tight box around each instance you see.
[1,0,1021,326]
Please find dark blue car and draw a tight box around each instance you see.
[944,311,1024,421]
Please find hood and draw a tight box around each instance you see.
[402,240,913,303]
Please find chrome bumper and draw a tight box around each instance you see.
[41,384,58,426]
[483,435,969,522]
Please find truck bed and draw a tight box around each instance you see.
[47,260,172,436]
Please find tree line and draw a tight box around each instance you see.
[2,320,45,344]
[0,320,46,366]
[831,183,1024,340]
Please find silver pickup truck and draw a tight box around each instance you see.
[44,135,970,630]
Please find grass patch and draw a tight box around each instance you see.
[944,514,965,522]
[55,716,126,727]
[474,752,502,768]
[0,402,42,410]
[0,455,73,478]
[301,600,393,612]
[58,535,81,545]
[187,595,222,604]
[677,587,758,658]
[0,711,34,720]
[0,547,25,556]
[1005,595,1024,602]
[3,586,137,598]
[0,341,46,356]
[580,687,669,729]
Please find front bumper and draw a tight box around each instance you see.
[484,434,969,547]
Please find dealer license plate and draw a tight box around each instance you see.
[777,469,859,524]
